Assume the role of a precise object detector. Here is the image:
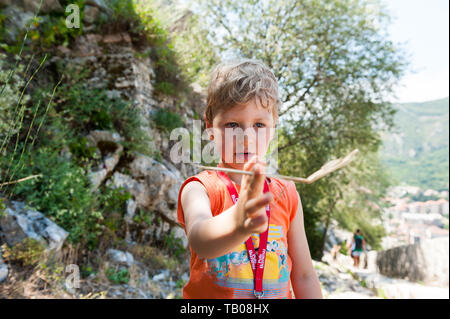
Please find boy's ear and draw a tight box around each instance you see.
[204,114,211,128]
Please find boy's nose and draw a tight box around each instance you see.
[241,132,257,152]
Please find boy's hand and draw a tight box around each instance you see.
[233,155,274,236]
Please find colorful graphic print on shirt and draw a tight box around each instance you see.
[203,224,291,298]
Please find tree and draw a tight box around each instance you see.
[196,0,408,258]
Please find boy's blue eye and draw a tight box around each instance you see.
[225,122,238,128]
[225,122,266,128]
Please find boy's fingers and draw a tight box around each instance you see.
[244,192,273,217]
[240,155,258,190]
[244,212,268,233]
[247,162,266,198]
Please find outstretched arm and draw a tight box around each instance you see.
[181,159,273,259]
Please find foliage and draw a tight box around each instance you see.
[132,208,153,225]
[0,0,84,54]
[49,78,152,157]
[331,150,390,250]
[28,76,145,162]
[80,264,97,279]
[147,0,220,88]
[129,244,180,272]
[28,10,83,51]
[163,229,186,259]
[105,267,130,284]
[339,242,348,256]
[0,1,196,288]
[1,144,104,248]
[103,0,188,97]
[100,185,132,235]
[151,108,184,133]
[380,98,449,191]
[1,238,46,267]
[0,53,31,143]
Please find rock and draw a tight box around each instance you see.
[152,270,170,282]
[139,269,150,288]
[0,200,68,251]
[0,213,27,245]
[328,291,380,299]
[86,130,123,146]
[365,250,378,272]
[181,272,189,282]
[0,247,8,283]
[103,33,131,44]
[129,154,182,224]
[88,169,109,190]
[1,0,63,14]
[107,172,151,207]
[0,5,35,43]
[173,227,188,249]
[23,0,63,13]
[86,130,124,190]
[312,259,379,299]
[376,237,449,286]
[83,4,100,25]
[124,198,137,224]
[0,262,8,283]
[106,249,134,267]
[73,34,103,57]
[355,271,449,299]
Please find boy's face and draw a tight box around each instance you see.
[206,98,276,169]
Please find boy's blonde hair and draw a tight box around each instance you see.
[205,58,281,125]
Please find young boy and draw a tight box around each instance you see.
[177,58,322,299]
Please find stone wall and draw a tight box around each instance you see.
[376,237,449,286]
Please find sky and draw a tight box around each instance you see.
[382,0,449,103]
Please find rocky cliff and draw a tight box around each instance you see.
[376,237,449,287]
[0,0,207,298]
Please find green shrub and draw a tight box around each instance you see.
[0,1,84,54]
[132,208,153,225]
[100,185,132,234]
[155,81,175,96]
[103,0,186,97]
[129,244,179,272]
[339,242,348,255]
[151,108,184,133]
[1,141,136,249]
[163,229,186,259]
[105,267,129,284]
[0,198,6,217]
[0,53,31,143]
[68,136,99,167]
[80,264,97,279]
[1,238,46,267]
[1,145,104,249]
[51,81,152,157]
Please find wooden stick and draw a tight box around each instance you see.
[193,149,359,184]
[0,174,42,187]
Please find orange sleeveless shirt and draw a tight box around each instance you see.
[177,169,299,299]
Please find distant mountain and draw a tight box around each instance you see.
[380,97,449,191]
